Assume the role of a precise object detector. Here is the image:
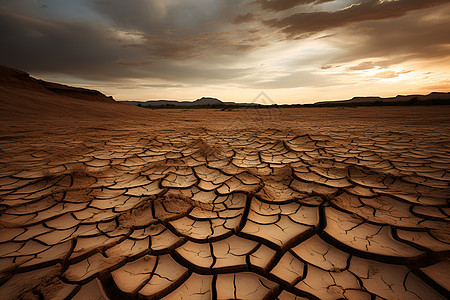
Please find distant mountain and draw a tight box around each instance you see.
[315,92,450,106]
[120,97,257,107]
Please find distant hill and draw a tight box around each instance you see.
[192,97,223,106]
[37,80,116,103]
[0,65,116,103]
[121,97,257,107]
[314,92,450,107]
[122,93,450,108]
[0,65,147,120]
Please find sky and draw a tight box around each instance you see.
[0,0,449,104]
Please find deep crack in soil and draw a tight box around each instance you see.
[0,107,449,299]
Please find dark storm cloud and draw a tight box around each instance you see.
[0,0,448,95]
[0,7,141,80]
[135,29,264,61]
[0,4,258,82]
[254,0,333,12]
[85,0,266,60]
[87,0,242,35]
[330,4,450,67]
[262,0,449,37]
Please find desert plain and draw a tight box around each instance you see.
[0,68,449,300]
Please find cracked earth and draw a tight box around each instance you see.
[0,107,449,299]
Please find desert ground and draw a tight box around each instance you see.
[1,105,449,300]
[0,69,449,299]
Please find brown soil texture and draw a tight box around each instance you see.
[1,97,450,299]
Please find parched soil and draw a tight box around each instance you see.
[0,106,449,299]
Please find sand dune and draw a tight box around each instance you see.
[0,66,449,299]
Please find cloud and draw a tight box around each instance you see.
[253,0,334,12]
[0,7,142,80]
[373,70,408,79]
[330,4,450,67]
[0,0,448,101]
[139,83,186,88]
[249,75,336,89]
[262,0,449,37]
[347,61,378,71]
[0,4,261,83]
[423,82,450,92]
[233,12,258,24]
[320,65,334,70]
[87,0,240,34]
[85,0,267,61]
[135,29,264,61]
[141,61,255,83]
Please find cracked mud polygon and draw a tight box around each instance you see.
[0,107,449,300]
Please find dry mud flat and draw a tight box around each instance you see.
[0,107,449,299]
